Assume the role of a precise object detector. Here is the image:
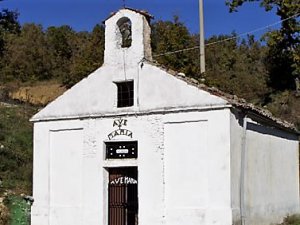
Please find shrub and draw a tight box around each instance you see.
[279,215,300,225]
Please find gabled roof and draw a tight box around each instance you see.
[104,7,154,23]
[145,60,298,134]
[31,7,298,134]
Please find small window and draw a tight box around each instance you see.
[116,81,134,108]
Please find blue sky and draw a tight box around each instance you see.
[1,0,280,38]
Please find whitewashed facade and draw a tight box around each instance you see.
[31,8,299,225]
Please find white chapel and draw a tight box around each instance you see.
[31,8,299,225]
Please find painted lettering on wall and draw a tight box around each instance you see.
[108,118,133,140]
[110,176,138,185]
[108,129,133,140]
[113,119,127,129]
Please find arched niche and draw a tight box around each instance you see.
[117,17,132,48]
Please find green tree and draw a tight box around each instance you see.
[46,25,74,80]
[2,23,52,81]
[0,8,20,55]
[226,0,300,90]
[63,24,105,87]
[205,34,269,103]
[151,16,199,76]
[0,3,20,78]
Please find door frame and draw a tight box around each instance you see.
[103,166,138,225]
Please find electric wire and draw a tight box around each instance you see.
[153,12,300,58]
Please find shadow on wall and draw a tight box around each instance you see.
[246,122,298,141]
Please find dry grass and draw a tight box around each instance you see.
[0,201,9,225]
[9,82,66,106]
[279,215,300,225]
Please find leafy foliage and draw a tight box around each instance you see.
[226,0,300,90]
[0,8,20,55]
[64,25,105,87]
[5,196,30,225]
[0,22,105,86]
[45,25,74,81]
[278,215,300,225]
[2,24,52,81]
[205,34,269,103]
[151,16,199,76]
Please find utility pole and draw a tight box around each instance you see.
[199,0,206,75]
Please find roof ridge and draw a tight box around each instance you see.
[143,59,298,133]
[104,7,154,23]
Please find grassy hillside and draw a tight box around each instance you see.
[0,103,37,195]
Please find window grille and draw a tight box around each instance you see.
[116,81,134,108]
[108,167,138,225]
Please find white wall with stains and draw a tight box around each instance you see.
[244,119,299,225]
[163,110,232,225]
[230,111,244,225]
[32,109,235,225]
[230,111,300,225]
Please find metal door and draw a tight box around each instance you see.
[108,167,138,225]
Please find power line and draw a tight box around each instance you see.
[154,46,200,57]
[207,12,300,47]
[153,12,300,58]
